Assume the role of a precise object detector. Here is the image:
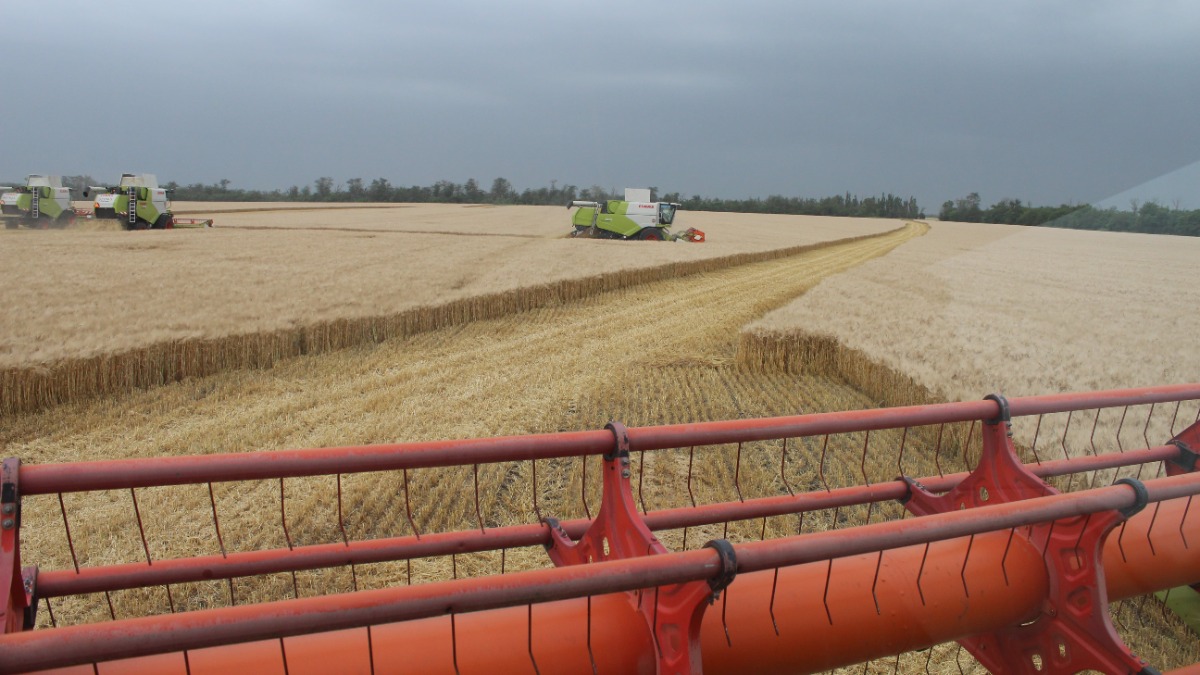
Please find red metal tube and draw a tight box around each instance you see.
[35,522,559,598]
[17,430,616,495]
[1005,384,1200,418]
[627,384,1200,452]
[33,444,1186,598]
[19,384,1200,495]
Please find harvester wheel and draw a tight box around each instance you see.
[56,211,76,228]
[152,214,173,229]
[637,228,665,241]
[3,221,15,230]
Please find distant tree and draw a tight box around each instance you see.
[368,178,392,202]
[62,175,98,194]
[464,178,483,203]
[490,177,513,202]
[940,192,982,222]
[346,178,365,201]
[314,177,334,200]
[580,184,608,201]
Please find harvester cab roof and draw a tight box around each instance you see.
[119,173,159,189]
[26,174,62,189]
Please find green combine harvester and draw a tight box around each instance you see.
[568,188,704,242]
[0,175,77,228]
[84,174,177,230]
[83,173,213,230]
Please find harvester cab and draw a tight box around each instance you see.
[1,175,76,229]
[569,188,704,242]
[85,173,175,230]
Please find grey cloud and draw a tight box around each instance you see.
[4,0,1199,211]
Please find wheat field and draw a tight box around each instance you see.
[743,221,1200,400]
[0,204,897,415]
[2,212,1196,672]
[740,222,1200,454]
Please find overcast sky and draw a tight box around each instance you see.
[4,1,1199,210]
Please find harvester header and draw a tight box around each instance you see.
[569,187,704,242]
[1,385,1197,673]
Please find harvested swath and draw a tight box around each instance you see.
[738,331,937,409]
[0,207,901,415]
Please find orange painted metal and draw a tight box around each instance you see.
[29,504,1187,675]
[903,407,1150,674]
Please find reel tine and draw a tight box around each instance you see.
[859,429,872,487]
[768,567,781,635]
[129,488,152,565]
[403,468,421,538]
[58,493,80,573]
[473,463,485,533]
[527,603,540,675]
[780,437,794,496]
[280,478,293,550]
[638,450,649,515]
[208,482,227,557]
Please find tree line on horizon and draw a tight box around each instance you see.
[25,174,925,220]
[144,176,926,220]
[940,192,1200,237]
[22,175,1197,236]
